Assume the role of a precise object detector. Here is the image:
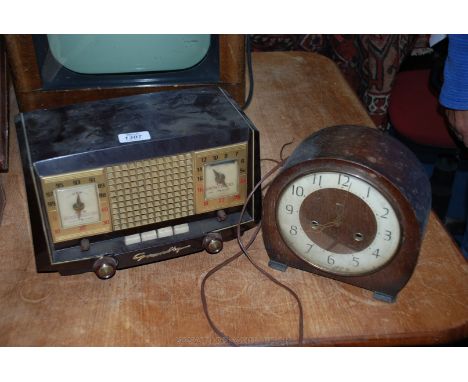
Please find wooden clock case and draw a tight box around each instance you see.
[263,125,432,301]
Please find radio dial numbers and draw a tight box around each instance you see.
[42,169,112,243]
[194,143,248,214]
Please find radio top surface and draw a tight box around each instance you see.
[17,87,253,176]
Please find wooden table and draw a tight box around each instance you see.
[0,52,467,346]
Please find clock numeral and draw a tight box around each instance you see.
[291,185,304,197]
[352,257,360,267]
[313,174,322,186]
[305,244,314,253]
[384,230,392,241]
[366,187,371,198]
[372,249,380,258]
[327,255,335,265]
[285,204,294,214]
[289,225,298,236]
[381,207,389,219]
[338,174,351,187]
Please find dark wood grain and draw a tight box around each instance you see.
[3,35,41,92]
[0,52,466,346]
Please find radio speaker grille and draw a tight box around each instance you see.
[106,153,195,230]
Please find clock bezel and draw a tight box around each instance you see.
[275,170,402,276]
[263,157,422,298]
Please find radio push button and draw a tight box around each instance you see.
[157,226,173,238]
[173,223,189,235]
[124,233,141,246]
[141,230,157,242]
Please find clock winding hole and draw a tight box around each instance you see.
[299,188,377,254]
[354,232,364,242]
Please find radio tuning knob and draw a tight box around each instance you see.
[93,256,118,280]
[216,209,227,222]
[203,232,223,254]
[80,238,90,251]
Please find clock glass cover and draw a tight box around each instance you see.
[276,171,401,276]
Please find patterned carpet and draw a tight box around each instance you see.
[251,34,430,130]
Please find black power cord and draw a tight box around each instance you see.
[242,35,254,111]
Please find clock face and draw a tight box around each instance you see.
[276,171,401,276]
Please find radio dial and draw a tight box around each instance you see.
[55,183,101,228]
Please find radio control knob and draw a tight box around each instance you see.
[80,238,90,251]
[93,256,118,280]
[216,209,227,222]
[203,232,223,254]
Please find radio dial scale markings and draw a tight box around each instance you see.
[194,142,248,214]
[42,168,112,243]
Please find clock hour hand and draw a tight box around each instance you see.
[311,202,345,232]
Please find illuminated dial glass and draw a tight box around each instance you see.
[55,183,101,229]
[204,160,239,200]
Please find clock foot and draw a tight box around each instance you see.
[373,291,397,303]
[268,259,288,272]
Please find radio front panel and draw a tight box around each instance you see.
[40,142,248,244]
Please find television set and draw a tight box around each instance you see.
[4,34,246,112]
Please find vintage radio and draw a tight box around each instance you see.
[16,87,261,278]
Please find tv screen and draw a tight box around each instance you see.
[33,34,220,90]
